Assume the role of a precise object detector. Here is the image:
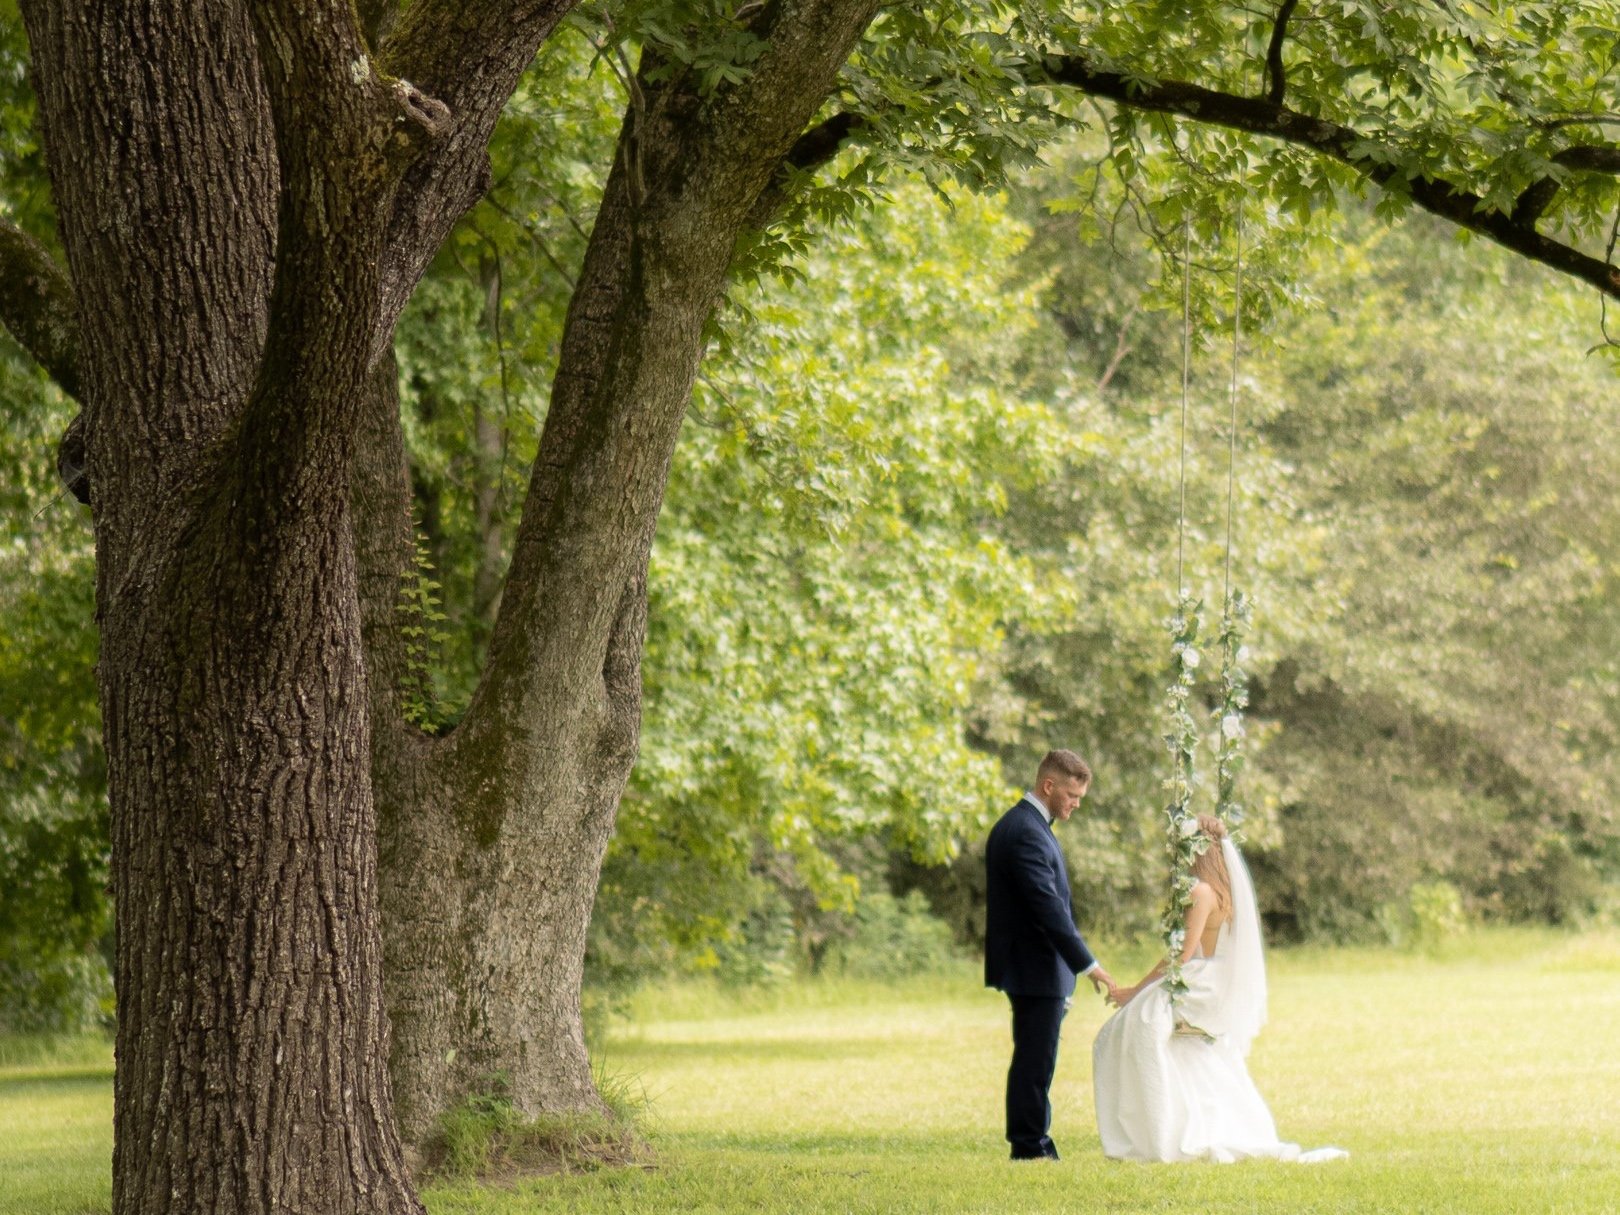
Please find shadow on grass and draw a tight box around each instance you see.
[651,1128,1012,1158]
[0,1068,114,1091]
[624,1035,937,1063]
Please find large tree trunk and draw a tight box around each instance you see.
[374,150,662,1139]
[98,409,421,1215]
[21,1,424,1212]
[353,310,627,1142]
[373,0,882,1141]
[374,649,642,1139]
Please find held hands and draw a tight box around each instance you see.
[1088,967,1118,1003]
[1106,984,1139,1008]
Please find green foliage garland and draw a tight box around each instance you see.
[1162,588,1252,1008]
[1213,590,1251,837]
[1160,592,1202,1004]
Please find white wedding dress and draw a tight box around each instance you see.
[1091,839,1348,1164]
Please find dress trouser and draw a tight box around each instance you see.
[1006,994,1067,1158]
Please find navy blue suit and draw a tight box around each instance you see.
[984,797,1097,1159]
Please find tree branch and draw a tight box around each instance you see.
[1042,53,1620,301]
[1265,0,1298,106]
[368,0,580,345]
[1095,301,1141,394]
[747,111,867,230]
[1534,113,1620,131]
[1552,145,1620,174]
[0,218,81,400]
[785,110,865,172]
[244,0,454,434]
[1513,146,1620,226]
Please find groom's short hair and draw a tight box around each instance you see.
[1037,749,1092,786]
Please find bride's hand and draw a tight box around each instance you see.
[1108,985,1137,1007]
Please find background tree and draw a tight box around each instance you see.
[1248,214,1620,938]
[933,146,1620,946]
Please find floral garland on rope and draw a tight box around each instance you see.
[1161,589,1251,1011]
[1160,593,1203,1006]
[1212,590,1251,839]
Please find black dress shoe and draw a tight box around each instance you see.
[1011,1147,1061,1162]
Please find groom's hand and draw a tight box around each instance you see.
[1088,966,1116,998]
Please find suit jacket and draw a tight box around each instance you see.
[984,798,1096,997]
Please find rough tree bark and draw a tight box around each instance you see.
[370,0,885,1141]
[16,0,572,1208]
[18,0,432,1209]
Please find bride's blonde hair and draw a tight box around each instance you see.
[1190,815,1233,914]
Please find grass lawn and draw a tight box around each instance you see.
[5,928,1618,1214]
[0,1035,115,1215]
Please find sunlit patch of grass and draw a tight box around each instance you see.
[429,928,1620,1214]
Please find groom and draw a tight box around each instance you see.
[984,749,1115,1161]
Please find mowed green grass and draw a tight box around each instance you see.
[0,1035,115,1215]
[5,930,1618,1215]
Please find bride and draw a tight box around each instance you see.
[1091,815,1346,1164]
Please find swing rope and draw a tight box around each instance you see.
[1177,216,1193,599]
[1162,215,1202,1008]
[1163,189,1250,1013]
[1213,185,1251,842]
[1223,192,1243,607]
